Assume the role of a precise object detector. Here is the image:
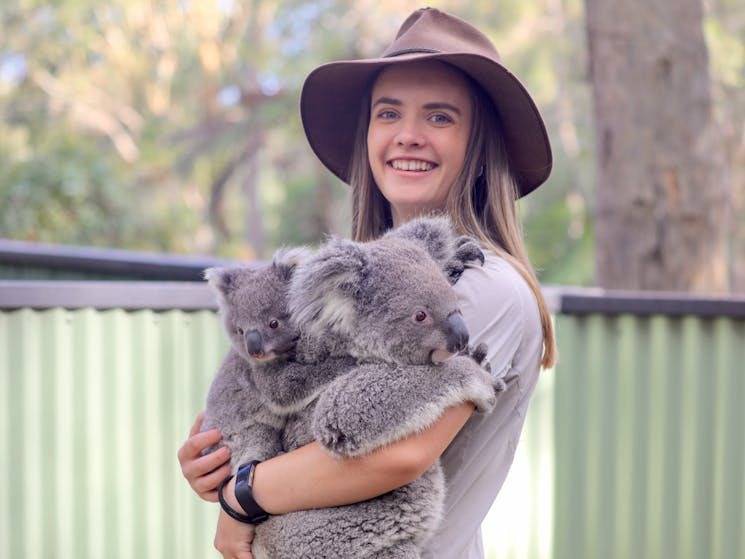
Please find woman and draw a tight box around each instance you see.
[178,7,556,558]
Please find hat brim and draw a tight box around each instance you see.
[300,52,552,198]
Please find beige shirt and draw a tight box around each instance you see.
[422,250,544,559]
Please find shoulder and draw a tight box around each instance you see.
[453,249,539,332]
[452,249,542,377]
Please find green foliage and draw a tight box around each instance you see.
[1,0,742,283]
[1,131,130,244]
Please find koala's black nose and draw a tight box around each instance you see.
[244,330,264,356]
[446,312,469,353]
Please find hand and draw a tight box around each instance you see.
[177,411,232,502]
[214,509,255,559]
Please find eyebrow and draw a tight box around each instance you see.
[372,97,462,116]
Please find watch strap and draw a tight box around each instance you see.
[234,460,269,525]
[217,474,254,524]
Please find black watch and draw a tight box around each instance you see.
[217,460,270,525]
[234,460,270,524]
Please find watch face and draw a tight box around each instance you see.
[248,462,257,487]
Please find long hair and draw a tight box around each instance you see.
[348,67,557,369]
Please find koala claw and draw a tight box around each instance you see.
[460,343,491,373]
[444,237,484,284]
[316,420,362,456]
[494,378,507,393]
[454,236,485,266]
[460,342,506,394]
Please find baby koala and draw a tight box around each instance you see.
[202,247,354,471]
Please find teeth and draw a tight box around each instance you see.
[391,159,434,171]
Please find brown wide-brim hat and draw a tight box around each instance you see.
[300,7,552,198]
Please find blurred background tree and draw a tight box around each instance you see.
[587,0,729,293]
[1,0,743,289]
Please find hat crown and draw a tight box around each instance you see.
[381,7,501,62]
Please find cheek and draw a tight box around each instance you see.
[366,128,383,167]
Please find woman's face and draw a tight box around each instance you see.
[367,61,473,225]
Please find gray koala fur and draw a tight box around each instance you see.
[250,217,503,559]
[202,247,356,471]
[383,214,485,285]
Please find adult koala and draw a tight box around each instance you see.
[251,218,502,559]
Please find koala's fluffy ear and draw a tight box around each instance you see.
[288,237,366,337]
[384,214,454,262]
[272,246,313,282]
[384,215,484,283]
[204,267,238,296]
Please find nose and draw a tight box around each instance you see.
[395,118,425,147]
[244,330,263,356]
[445,312,469,353]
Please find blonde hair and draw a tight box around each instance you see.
[349,67,557,369]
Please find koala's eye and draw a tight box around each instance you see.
[236,327,244,336]
[415,311,427,323]
[269,319,279,329]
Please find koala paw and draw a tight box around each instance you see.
[316,424,363,457]
[460,342,491,372]
[445,237,485,284]
[459,343,506,394]
[313,405,368,457]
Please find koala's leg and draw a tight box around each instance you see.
[230,420,285,472]
[254,472,442,559]
[204,350,285,472]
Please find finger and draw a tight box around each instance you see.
[178,428,223,463]
[183,445,231,480]
[193,460,232,497]
[189,411,206,437]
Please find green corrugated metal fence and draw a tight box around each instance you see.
[554,313,745,559]
[2,291,744,559]
[0,308,226,559]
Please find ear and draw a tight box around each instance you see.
[272,246,313,282]
[288,238,366,337]
[384,214,452,262]
[203,267,238,296]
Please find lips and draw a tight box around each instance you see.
[389,159,436,172]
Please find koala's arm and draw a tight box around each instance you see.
[313,349,500,457]
[203,350,285,470]
[255,354,359,414]
[220,402,474,516]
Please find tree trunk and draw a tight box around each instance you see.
[586,0,730,292]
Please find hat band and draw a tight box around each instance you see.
[383,48,441,58]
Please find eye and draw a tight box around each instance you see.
[269,319,279,329]
[376,109,399,120]
[415,310,427,323]
[236,327,244,336]
[429,113,453,125]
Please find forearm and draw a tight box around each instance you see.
[222,402,475,515]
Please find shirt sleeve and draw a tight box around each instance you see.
[421,251,544,559]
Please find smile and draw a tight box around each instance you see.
[389,159,436,172]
